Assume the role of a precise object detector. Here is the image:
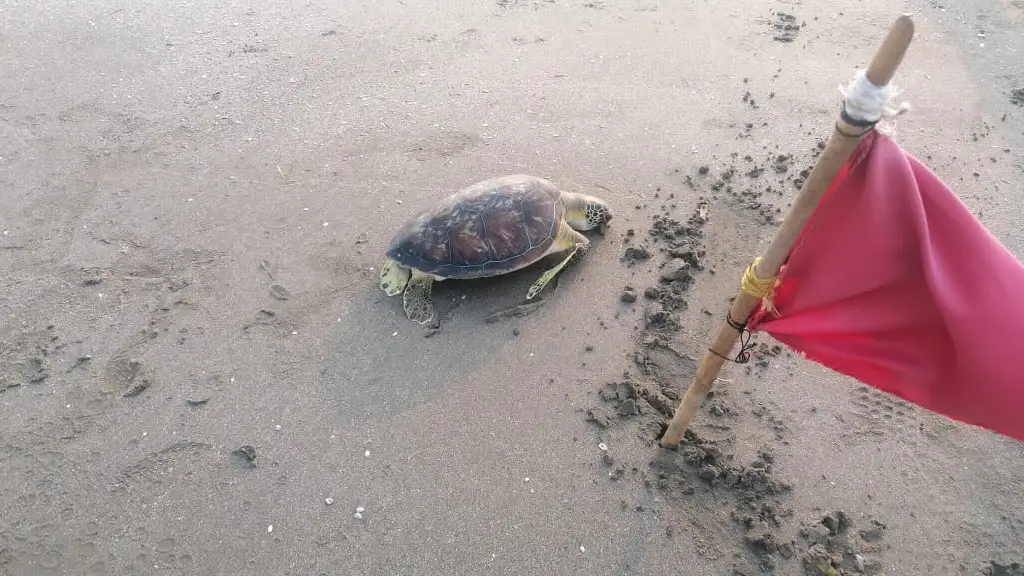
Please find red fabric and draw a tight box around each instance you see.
[748,131,1024,442]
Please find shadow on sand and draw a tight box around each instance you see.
[319,245,605,422]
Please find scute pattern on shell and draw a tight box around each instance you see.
[387,175,564,279]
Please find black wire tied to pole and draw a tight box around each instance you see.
[707,314,757,364]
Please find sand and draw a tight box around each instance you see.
[2,0,1023,574]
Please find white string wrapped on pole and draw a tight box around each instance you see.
[839,69,912,130]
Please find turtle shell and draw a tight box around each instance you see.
[386,174,564,279]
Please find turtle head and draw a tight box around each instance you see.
[380,258,411,296]
[585,199,612,230]
[565,193,613,232]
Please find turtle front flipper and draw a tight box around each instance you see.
[526,222,591,300]
[403,274,436,325]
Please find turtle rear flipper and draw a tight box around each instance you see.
[403,275,435,325]
[380,258,410,297]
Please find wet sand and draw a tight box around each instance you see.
[2,0,1023,574]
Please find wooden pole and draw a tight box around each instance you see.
[660,14,915,449]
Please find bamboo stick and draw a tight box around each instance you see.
[660,14,916,448]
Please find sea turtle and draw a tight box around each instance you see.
[379,174,613,325]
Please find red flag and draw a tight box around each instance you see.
[747,130,1024,442]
